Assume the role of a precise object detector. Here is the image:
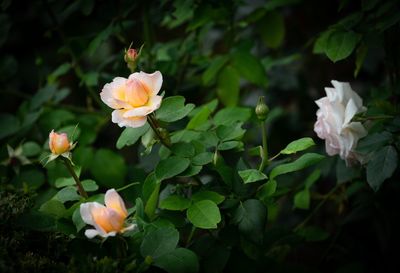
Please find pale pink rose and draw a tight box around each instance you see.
[314,80,367,165]
[100,71,163,128]
[49,130,72,155]
[80,189,136,238]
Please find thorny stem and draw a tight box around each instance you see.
[61,157,88,199]
[148,114,171,148]
[258,120,269,171]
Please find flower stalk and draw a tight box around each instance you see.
[256,96,270,171]
[259,121,269,171]
[148,113,171,148]
[61,157,88,199]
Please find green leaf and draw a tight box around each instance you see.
[145,182,161,219]
[157,96,195,122]
[202,55,230,85]
[233,199,267,242]
[160,195,191,211]
[87,23,113,56]
[39,199,66,219]
[192,152,213,166]
[366,146,398,192]
[54,186,80,203]
[22,141,41,157]
[315,31,332,54]
[217,65,240,106]
[270,153,325,180]
[214,107,252,126]
[140,227,179,259]
[354,44,368,77]
[90,149,127,188]
[356,131,392,154]
[187,200,221,229]
[55,177,75,188]
[155,156,190,181]
[294,189,310,209]
[187,106,212,129]
[239,169,268,184]
[218,141,241,151]
[178,165,202,177]
[81,179,98,192]
[154,248,199,273]
[305,169,321,189]
[296,226,330,242]
[232,51,267,86]
[257,11,285,49]
[216,123,245,141]
[116,123,150,149]
[143,172,158,202]
[72,207,85,232]
[191,191,225,205]
[280,137,315,154]
[325,30,361,62]
[258,180,277,199]
[0,114,20,139]
[171,142,195,158]
[47,63,71,83]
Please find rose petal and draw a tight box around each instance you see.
[111,110,147,128]
[100,77,131,109]
[105,189,128,218]
[123,95,162,118]
[129,71,163,96]
[80,202,108,235]
[84,229,100,239]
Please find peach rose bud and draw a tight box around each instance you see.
[80,189,136,239]
[124,48,138,63]
[49,130,71,155]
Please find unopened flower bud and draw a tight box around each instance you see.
[49,130,71,155]
[124,48,138,63]
[124,44,143,73]
[255,96,269,121]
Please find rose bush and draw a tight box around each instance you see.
[1,1,399,272]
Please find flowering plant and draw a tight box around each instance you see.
[1,1,399,272]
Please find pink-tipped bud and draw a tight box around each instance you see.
[49,130,71,155]
[124,48,138,63]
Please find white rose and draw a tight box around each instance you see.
[314,80,367,165]
[100,71,163,128]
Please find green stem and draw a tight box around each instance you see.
[148,114,171,148]
[116,182,140,192]
[294,184,340,231]
[258,120,269,171]
[61,157,88,199]
[186,226,197,247]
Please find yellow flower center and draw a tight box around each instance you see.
[125,78,150,107]
[92,207,124,233]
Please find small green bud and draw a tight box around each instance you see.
[124,44,144,73]
[255,96,269,121]
[144,255,153,265]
